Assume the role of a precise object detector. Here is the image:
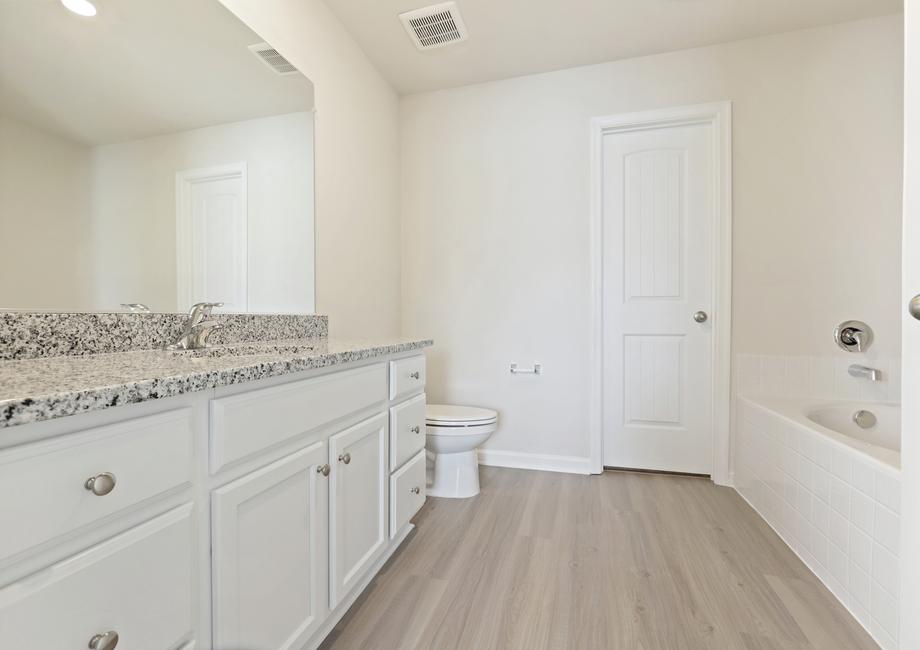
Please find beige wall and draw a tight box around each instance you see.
[0,115,93,311]
[400,16,903,460]
[901,1,918,645]
[90,112,314,313]
[220,0,402,338]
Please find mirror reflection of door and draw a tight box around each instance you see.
[176,164,248,313]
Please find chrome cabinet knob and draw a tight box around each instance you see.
[88,631,119,650]
[410,426,420,434]
[910,294,920,321]
[338,453,351,464]
[84,472,116,496]
[693,311,708,323]
[316,464,330,477]
[409,371,420,380]
[410,487,421,495]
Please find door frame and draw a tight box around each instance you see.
[588,101,733,485]
[175,162,248,311]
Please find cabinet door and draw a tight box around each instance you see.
[211,441,329,650]
[328,413,388,608]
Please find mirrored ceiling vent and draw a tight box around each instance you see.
[399,1,469,51]
[248,42,299,76]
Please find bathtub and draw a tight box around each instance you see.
[807,402,900,454]
[734,395,901,648]
[746,396,900,470]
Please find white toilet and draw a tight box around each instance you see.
[425,404,498,498]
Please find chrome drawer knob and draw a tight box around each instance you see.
[409,371,420,379]
[410,487,421,495]
[89,631,119,650]
[316,464,331,477]
[338,453,351,464]
[410,426,421,434]
[84,472,116,496]
[910,294,920,321]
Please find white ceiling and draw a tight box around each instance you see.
[323,0,903,94]
[0,0,314,145]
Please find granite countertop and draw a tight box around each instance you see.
[0,337,433,429]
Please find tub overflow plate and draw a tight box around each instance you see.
[852,410,877,430]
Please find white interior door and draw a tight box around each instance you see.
[602,121,714,474]
[176,163,247,312]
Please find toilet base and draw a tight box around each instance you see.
[427,449,480,498]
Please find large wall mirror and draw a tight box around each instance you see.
[0,0,315,313]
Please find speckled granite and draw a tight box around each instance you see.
[0,312,328,360]
[0,337,432,428]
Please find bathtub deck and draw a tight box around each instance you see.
[319,467,878,650]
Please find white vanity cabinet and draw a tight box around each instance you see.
[386,357,428,540]
[0,351,427,650]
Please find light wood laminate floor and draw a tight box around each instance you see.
[321,467,878,650]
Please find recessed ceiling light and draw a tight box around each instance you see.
[61,0,97,17]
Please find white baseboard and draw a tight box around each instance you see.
[477,449,591,475]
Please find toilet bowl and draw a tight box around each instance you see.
[425,404,498,498]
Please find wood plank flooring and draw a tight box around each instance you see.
[320,467,878,650]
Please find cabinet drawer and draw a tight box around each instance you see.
[389,355,426,400]
[0,409,194,564]
[389,393,426,471]
[0,504,196,650]
[210,363,387,472]
[389,450,426,538]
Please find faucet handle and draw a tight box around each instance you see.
[188,302,224,322]
[834,320,872,353]
[120,303,151,313]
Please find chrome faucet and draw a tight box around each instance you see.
[848,364,881,382]
[167,302,224,350]
[121,303,151,313]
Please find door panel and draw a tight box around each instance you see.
[624,149,684,301]
[176,164,247,312]
[328,413,387,608]
[211,441,328,650]
[623,334,684,426]
[602,123,713,474]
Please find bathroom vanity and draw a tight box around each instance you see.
[0,0,433,645]
[0,314,431,650]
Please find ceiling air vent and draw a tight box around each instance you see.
[399,2,469,51]
[248,42,299,76]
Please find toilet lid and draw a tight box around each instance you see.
[426,404,498,426]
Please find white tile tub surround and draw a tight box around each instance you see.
[737,353,901,403]
[735,397,901,649]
